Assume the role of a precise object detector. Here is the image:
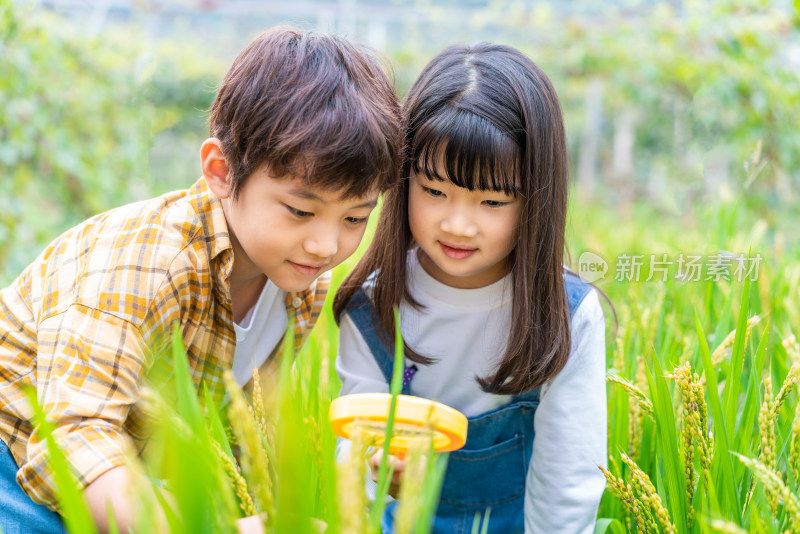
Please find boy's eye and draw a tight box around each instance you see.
[345,216,368,225]
[422,186,444,198]
[484,200,508,208]
[286,205,313,218]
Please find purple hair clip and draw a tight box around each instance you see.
[402,365,418,388]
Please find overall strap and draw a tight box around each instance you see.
[511,387,540,403]
[344,289,412,395]
[564,271,592,318]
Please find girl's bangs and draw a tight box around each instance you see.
[410,108,520,196]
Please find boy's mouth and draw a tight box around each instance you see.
[288,261,326,276]
[439,241,477,260]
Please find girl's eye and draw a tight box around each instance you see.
[484,200,508,208]
[422,186,444,198]
[345,216,368,225]
[286,205,313,218]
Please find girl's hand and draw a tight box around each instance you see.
[368,448,406,498]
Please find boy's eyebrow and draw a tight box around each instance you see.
[287,187,378,209]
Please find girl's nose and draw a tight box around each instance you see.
[440,210,478,238]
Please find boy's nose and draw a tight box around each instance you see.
[303,230,339,259]
[441,211,478,238]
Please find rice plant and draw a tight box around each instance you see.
[18,166,800,533]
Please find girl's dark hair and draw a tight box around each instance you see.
[334,42,570,395]
[209,26,402,199]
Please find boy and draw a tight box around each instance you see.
[0,27,401,533]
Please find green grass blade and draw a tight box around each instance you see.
[696,311,740,520]
[152,479,184,532]
[722,278,751,443]
[646,355,688,532]
[22,386,98,534]
[370,307,406,533]
[470,512,481,534]
[735,319,770,483]
[203,382,234,460]
[413,452,449,534]
[479,508,491,534]
[106,502,120,534]
[171,322,204,433]
[274,317,314,533]
[593,518,626,534]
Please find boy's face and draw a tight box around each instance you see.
[223,167,379,293]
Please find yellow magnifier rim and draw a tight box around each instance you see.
[329,393,468,456]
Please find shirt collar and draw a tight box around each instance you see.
[188,178,234,300]
[188,178,232,261]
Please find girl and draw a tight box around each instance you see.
[333,42,607,534]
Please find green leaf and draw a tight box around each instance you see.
[696,311,740,520]
[21,385,98,534]
[204,382,233,460]
[722,277,751,441]
[370,307,407,533]
[413,452,449,534]
[593,518,626,534]
[171,322,204,433]
[646,355,688,533]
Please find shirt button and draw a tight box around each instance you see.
[292,296,303,309]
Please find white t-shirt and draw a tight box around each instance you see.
[232,279,288,387]
[336,249,607,533]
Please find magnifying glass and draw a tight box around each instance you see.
[329,393,468,457]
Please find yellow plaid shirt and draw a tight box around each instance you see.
[0,178,329,510]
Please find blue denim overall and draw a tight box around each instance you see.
[0,438,66,534]
[344,273,590,534]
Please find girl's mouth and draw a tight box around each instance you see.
[439,242,477,260]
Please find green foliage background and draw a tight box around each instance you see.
[3,0,800,286]
[3,0,800,531]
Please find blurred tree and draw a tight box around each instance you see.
[508,0,800,210]
[0,0,155,281]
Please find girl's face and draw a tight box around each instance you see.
[408,170,523,289]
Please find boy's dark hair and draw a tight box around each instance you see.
[209,27,402,199]
[334,42,572,395]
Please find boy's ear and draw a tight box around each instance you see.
[201,138,232,199]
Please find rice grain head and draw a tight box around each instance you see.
[336,429,371,534]
[710,315,761,367]
[212,439,257,516]
[224,370,274,519]
[607,372,655,421]
[251,368,268,437]
[736,453,800,528]
[621,452,677,534]
[791,394,800,484]
[753,375,780,515]
[668,362,714,527]
[394,435,432,534]
[599,465,649,534]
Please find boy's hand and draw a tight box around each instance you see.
[368,448,406,499]
[237,514,326,533]
[236,514,266,534]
